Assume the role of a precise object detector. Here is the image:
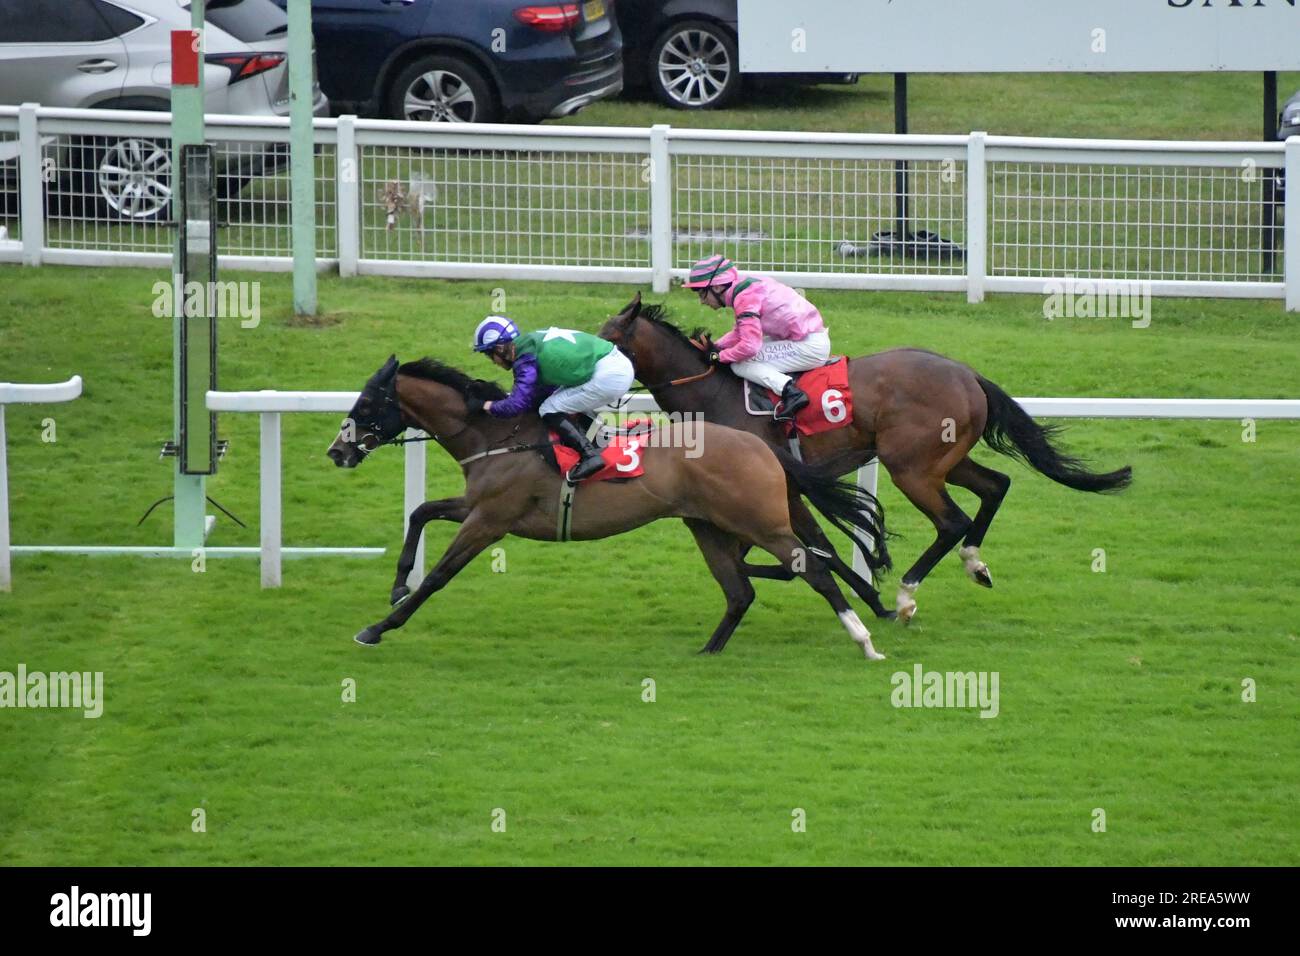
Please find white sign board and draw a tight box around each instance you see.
[738,0,1300,73]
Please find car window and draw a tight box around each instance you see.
[93,0,146,37]
[0,0,118,43]
[184,0,288,42]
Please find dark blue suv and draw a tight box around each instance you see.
[274,0,622,123]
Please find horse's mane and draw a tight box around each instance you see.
[636,302,714,351]
[398,357,507,401]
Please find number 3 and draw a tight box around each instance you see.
[822,389,846,423]
[617,441,642,472]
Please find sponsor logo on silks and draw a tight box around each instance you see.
[49,886,151,937]
[890,663,999,718]
[0,665,103,718]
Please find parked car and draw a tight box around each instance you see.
[614,0,856,110]
[0,0,329,220]
[271,0,623,124]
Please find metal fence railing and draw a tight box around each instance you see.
[1,104,1296,309]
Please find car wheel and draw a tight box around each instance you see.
[388,55,498,124]
[77,136,173,222]
[649,19,740,110]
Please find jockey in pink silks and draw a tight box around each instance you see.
[682,253,829,421]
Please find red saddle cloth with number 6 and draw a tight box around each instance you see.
[765,357,854,437]
[549,419,651,482]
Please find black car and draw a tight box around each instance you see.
[615,0,856,110]
[273,0,622,123]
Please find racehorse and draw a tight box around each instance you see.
[326,355,893,659]
[598,293,1132,622]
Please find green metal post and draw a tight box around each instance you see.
[171,1,207,549]
[288,0,317,316]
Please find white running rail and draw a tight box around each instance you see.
[0,376,83,591]
[205,389,1300,589]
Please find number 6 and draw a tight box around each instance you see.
[822,389,846,423]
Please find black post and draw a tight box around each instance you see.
[894,72,909,244]
[1263,71,1278,274]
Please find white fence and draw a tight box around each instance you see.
[1,105,1296,308]
[0,376,82,591]
[204,390,1300,589]
[3,379,1299,591]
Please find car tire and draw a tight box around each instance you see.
[69,135,174,223]
[387,54,498,124]
[648,19,740,110]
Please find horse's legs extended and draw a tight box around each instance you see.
[945,457,1011,588]
[787,492,895,620]
[357,511,504,646]
[753,531,886,660]
[889,471,973,623]
[684,519,756,655]
[737,542,797,581]
[390,496,469,605]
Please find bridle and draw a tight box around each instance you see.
[622,318,718,392]
[350,373,555,467]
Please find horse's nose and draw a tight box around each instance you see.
[327,446,345,466]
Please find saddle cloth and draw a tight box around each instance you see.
[549,419,651,482]
[743,357,854,437]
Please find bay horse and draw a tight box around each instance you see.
[325,355,893,659]
[598,293,1132,622]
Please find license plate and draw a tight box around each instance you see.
[583,0,604,21]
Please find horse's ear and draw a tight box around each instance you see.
[381,354,399,379]
[614,291,642,324]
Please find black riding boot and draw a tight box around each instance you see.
[544,413,606,482]
[776,380,810,421]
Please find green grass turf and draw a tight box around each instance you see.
[1,265,1297,865]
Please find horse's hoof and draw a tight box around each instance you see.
[875,608,898,621]
[972,565,993,589]
[697,645,721,656]
[896,602,917,625]
[863,648,887,662]
[390,585,411,607]
[354,627,382,646]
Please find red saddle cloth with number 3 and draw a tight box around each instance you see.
[765,357,854,437]
[549,420,650,482]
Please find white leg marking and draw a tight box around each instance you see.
[896,581,919,623]
[839,609,886,661]
[958,544,992,586]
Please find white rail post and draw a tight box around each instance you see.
[850,458,880,585]
[18,103,44,267]
[966,131,987,304]
[649,124,672,293]
[0,404,10,592]
[403,430,427,590]
[1286,136,1299,314]
[337,114,360,278]
[260,411,282,588]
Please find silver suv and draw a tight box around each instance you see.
[0,0,329,220]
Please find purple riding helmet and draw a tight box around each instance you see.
[472,314,520,352]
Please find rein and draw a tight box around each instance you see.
[629,335,717,391]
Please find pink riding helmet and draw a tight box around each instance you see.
[682,253,739,290]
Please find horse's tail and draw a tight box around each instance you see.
[774,448,892,572]
[976,376,1132,493]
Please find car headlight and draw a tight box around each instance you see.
[1283,107,1300,127]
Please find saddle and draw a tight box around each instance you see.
[742,357,854,437]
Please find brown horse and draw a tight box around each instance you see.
[326,355,893,658]
[598,293,1132,622]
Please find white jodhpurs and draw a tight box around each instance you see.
[728,331,831,393]
[538,348,635,416]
